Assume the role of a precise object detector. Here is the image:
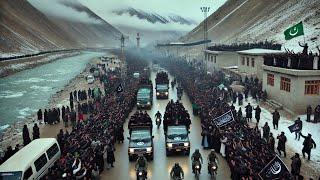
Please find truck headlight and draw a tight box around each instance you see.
[137,102,140,105]
[129,148,134,153]
[146,147,152,152]
[147,102,150,105]
[167,143,173,148]
[156,92,160,95]
[165,92,168,95]
[184,142,189,147]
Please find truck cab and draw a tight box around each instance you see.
[156,84,169,99]
[137,87,152,109]
[165,125,190,156]
[128,127,154,161]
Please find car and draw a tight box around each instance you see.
[165,125,190,156]
[128,127,154,161]
[87,75,94,84]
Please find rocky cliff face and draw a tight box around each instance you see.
[0,0,121,58]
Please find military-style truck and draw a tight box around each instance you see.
[155,72,169,99]
[165,125,190,156]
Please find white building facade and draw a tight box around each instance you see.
[205,50,238,72]
[262,65,320,114]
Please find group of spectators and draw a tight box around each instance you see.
[207,40,282,51]
[306,104,320,123]
[159,54,316,179]
[163,100,191,132]
[37,107,65,125]
[264,43,320,70]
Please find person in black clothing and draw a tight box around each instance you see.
[268,133,275,152]
[32,123,40,140]
[245,103,252,122]
[22,125,31,146]
[44,109,48,124]
[262,122,270,140]
[291,153,301,178]
[254,105,261,124]
[300,133,316,160]
[294,117,302,141]
[37,109,42,123]
[272,109,280,130]
[277,132,287,157]
[314,105,320,123]
[298,42,308,56]
[238,93,243,106]
[306,105,312,122]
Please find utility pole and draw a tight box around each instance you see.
[201,6,210,72]
[136,33,140,48]
[118,34,129,85]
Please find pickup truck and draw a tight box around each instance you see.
[137,87,152,109]
[128,127,154,161]
[165,125,190,156]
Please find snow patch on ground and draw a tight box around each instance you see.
[232,97,320,172]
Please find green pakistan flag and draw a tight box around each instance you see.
[284,21,304,40]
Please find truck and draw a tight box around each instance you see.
[128,126,154,161]
[155,71,169,99]
[137,78,153,109]
[165,125,190,156]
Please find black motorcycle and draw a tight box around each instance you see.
[208,161,218,180]
[136,168,147,180]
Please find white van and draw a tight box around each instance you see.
[0,138,61,180]
[87,75,94,84]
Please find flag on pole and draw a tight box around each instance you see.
[258,155,290,179]
[284,21,304,40]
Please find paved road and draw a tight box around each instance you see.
[100,69,231,180]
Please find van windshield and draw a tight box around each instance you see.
[0,171,22,180]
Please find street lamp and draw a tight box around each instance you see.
[200,6,210,72]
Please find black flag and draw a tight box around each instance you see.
[258,155,290,180]
[116,83,123,93]
[288,122,302,133]
[212,110,235,127]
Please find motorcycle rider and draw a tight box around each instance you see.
[135,154,148,178]
[207,150,219,174]
[191,149,203,174]
[155,111,162,119]
[170,163,184,179]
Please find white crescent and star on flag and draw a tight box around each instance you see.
[289,26,299,36]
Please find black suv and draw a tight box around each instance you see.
[128,127,154,161]
[165,125,190,156]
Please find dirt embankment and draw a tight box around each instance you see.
[0,51,80,77]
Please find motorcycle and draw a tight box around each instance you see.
[193,161,201,179]
[136,168,147,180]
[156,117,161,128]
[208,162,217,180]
[171,175,183,180]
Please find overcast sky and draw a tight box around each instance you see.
[29,0,227,31]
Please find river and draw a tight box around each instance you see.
[0,51,104,129]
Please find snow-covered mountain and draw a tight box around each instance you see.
[181,0,320,52]
[113,8,196,26]
[0,0,122,58]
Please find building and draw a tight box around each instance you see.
[262,56,320,114]
[205,50,238,72]
[237,49,284,80]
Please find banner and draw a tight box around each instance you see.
[288,122,302,133]
[116,83,123,93]
[258,155,290,180]
[212,110,234,127]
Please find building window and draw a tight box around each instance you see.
[211,55,213,62]
[267,74,274,86]
[251,58,255,67]
[246,57,250,66]
[280,77,291,92]
[305,80,320,95]
[214,56,217,63]
[241,57,245,65]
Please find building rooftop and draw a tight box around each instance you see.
[237,48,284,55]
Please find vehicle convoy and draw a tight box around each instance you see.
[137,77,153,109]
[165,125,190,156]
[0,138,60,180]
[128,111,154,161]
[155,71,169,99]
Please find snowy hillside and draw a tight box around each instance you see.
[182,0,320,52]
[0,0,121,58]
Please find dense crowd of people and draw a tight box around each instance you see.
[159,54,317,179]
[207,40,282,51]
[264,43,320,70]
[163,100,191,132]
[128,110,152,129]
